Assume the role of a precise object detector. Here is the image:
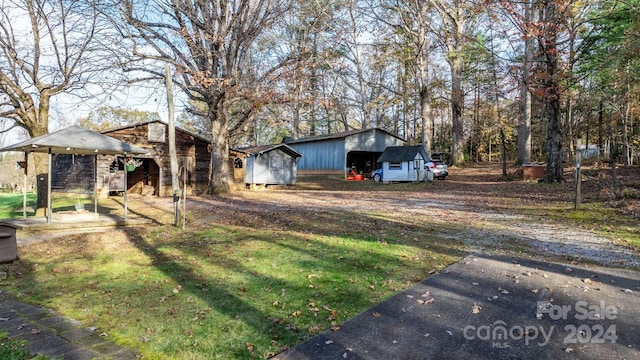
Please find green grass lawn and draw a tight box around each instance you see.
[0,193,107,219]
[1,169,637,359]
[1,201,462,359]
[0,193,36,218]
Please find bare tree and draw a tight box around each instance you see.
[383,0,435,152]
[0,0,118,214]
[118,0,289,193]
[426,0,483,166]
[539,0,564,182]
[328,0,377,129]
[518,0,534,165]
[0,0,116,138]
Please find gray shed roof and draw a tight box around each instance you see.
[0,125,147,155]
[377,145,429,163]
[233,143,302,158]
[285,128,404,145]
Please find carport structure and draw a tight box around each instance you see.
[0,126,147,223]
[284,128,405,177]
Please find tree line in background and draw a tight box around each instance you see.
[0,0,638,193]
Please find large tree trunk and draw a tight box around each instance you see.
[427,0,470,166]
[207,99,230,194]
[293,107,301,139]
[545,99,564,182]
[451,55,465,166]
[517,0,533,165]
[416,20,432,153]
[32,95,51,217]
[623,67,631,166]
[542,0,564,182]
[517,101,532,164]
[598,101,604,151]
[420,85,432,153]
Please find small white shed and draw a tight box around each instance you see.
[376,145,430,182]
[235,144,302,187]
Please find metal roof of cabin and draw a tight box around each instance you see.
[376,145,429,163]
[284,128,404,144]
[233,143,302,158]
[0,125,147,155]
[101,119,212,144]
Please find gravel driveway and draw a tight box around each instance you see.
[183,163,639,269]
[22,163,637,269]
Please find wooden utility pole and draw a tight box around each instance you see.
[166,65,180,226]
[574,139,582,210]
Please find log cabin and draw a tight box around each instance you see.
[99,121,211,197]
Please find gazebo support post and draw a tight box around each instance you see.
[47,150,52,224]
[124,153,128,220]
[23,152,27,219]
[94,155,98,213]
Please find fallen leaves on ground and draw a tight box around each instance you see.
[470,304,481,314]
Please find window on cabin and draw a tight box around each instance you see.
[389,162,401,169]
[148,123,166,143]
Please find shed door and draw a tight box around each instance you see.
[411,159,421,181]
[269,152,284,184]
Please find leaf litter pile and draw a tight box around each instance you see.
[3,162,639,359]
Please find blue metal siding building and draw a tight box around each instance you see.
[289,138,345,172]
[285,128,405,175]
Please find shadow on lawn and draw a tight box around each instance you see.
[106,196,173,223]
[119,205,464,357]
[124,227,314,356]
[4,165,638,358]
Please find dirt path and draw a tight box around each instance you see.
[35,162,633,269]
[428,164,638,267]
[167,163,638,269]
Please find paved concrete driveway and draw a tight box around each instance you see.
[275,255,639,360]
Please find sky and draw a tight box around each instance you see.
[0,0,186,148]
[1,83,181,148]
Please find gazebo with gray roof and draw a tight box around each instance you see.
[0,126,147,223]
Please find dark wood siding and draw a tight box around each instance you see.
[51,154,95,193]
[100,122,211,197]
